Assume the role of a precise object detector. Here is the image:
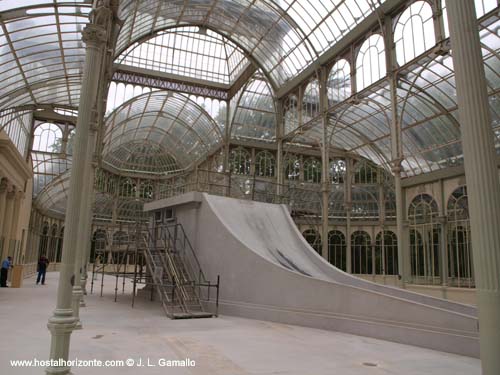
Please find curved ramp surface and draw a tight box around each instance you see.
[170,193,479,357]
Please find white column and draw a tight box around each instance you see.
[80,156,97,301]
[73,88,101,312]
[438,180,448,287]
[0,179,8,255]
[392,168,406,284]
[8,191,23,261]
[276,100,284,198]
[447,2,500,374]
[276,139,283,198]
[319,68,330,261]
[1,188,15,261]
[345,158,352,273]
[46,19,108,375]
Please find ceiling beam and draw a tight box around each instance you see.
[113,64,230,100]
[33,109,77,125]
[228,63,258,99]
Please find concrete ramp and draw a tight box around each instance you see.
[147,193,479,357]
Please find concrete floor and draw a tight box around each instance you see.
[0,272,480,375]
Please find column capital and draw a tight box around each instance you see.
[391,158,403,175]
[82,24,107,47]
[0,178,9,193]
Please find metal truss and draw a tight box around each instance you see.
[112,67,229,101]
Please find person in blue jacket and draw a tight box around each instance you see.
[36,255,50,285]
[1,256,12,287]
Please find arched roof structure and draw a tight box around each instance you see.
[0,1,91,112]
[116,0,386,88]
[0,0,498,191]
[116,26,250,85]
[103,91,223,175]
[288,13,500,177]
[34,169,70,218]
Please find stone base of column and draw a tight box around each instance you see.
[79,276,87,307]
[46,309,77,375]
[71,287,83,330]
[81,272,88,296]
[477,289,500,375]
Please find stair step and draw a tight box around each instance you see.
[171,312,213,319]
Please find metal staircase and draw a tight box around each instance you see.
[142,221,215,319]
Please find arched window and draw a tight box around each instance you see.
[375,231,398,275]
[329,159,346,184]
[447,186,474,287]
[91,229,107,262]
[66,129,76,155]
[303,229,322,254]
[328,230,346,271]
[302,79,320,123]
[356,34,386,91]
[120,178,136,197]
[32,123,63,153]
[351,231,372,274]
[284,94,299,134]
[229,147,251,175]
[385,189,397,220]
[106,82,153,114]
[255,151,276,177]
[140,181,154,199]
[353,161,378,184]
[328,59,351,106]
[303,157,321,183]
[351,187,379,220]
[212,151,224,173]
[284,154,301,181]
[408,194,440,284]
[394,1,435,66]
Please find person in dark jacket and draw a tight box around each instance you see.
[36,255,49,285]
[1,256,12,287]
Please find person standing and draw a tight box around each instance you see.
[1,256,12,287]
[36,255,49,285]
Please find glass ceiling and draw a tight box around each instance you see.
[116,0,387,88]
[34,169,70,218]
[35,170,147,222]
[289,10,500,177]
[230,73,277,141]
[102,91,223,175]
[0,1,90,112]
[116,26,250,85]
[0,0,499,189]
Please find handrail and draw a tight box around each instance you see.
[158,229,191,309]
[156,168,323,206]
[174,223,207,283]
[142,237,173,317]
